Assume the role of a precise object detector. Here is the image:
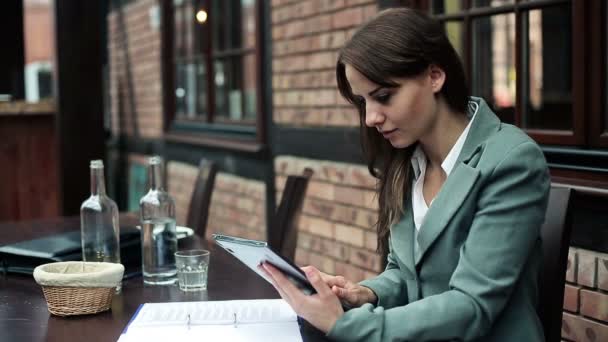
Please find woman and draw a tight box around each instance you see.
[261,8,549,341]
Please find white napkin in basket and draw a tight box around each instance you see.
[33,261,124,288]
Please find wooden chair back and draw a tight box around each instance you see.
[538,186,573,342]
[186,159,218,238]
[270,168,313,260]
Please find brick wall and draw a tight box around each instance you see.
[166,161,198,225]
[562,248,608,341]
[167,161,267,242]
[108,0,163,138]
[206,173,266,242]
[275,156,382,282]
[271,0,377,127]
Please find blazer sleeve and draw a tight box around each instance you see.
[359,237,409,309]
[327,141,550,342]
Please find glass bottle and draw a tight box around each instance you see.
[139,156,178,285]
[80,160,121,290]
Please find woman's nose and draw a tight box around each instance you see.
[365,107,384,127]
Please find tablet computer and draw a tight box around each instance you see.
[212,234,316,295]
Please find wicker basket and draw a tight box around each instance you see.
[33,261,124,316]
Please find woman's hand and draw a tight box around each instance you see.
[302,266,377,308]
[259,262,344,333]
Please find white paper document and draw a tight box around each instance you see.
[118,299,303,342]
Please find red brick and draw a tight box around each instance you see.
[307,14,332,34]
[335,224,364,247]
[563,284,580,313]
[309,253,335,274]
[332,7,363,29]
[335,186,366,207]
[578,251,598,288]
[331,204,359,226]
[317,0,345,11]
[307,180,335,201]
[580,290,608,322]
[345,0,373,5]
[321,163,346,183]
[272,25,285,40]
[321,239,350,261]
[566,248,578,283]
[308,52,336,70]
[302,198,335,220]
[562,312,608,341]
[295,248,311,266]
[362,4,378,22]
[349,248,382,272]
[335,261,366,283]
[346,165,377,188]
[599,255,608,291]
[298,0,316,17]
[306,216,335,238]
[364,231,377,251]
[355,209,377,230]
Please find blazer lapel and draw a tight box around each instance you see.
[414,97,501,266]
[390,196,416,274]
[415,163,480,265]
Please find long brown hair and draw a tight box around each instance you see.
[336,8,469,256]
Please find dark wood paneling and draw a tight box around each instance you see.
[0,114,59,221]
[54,1,105,215]
[273,126,365,165]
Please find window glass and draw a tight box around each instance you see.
[4,0,55,104]
[522,4,572,130]
[431,0,463,15]
[174,0,257,123]
[472,14,516,124]
[605,2,608,133]
[473,0,514,7]
[444,21,464,59]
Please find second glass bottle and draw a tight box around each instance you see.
[139,156,178,285]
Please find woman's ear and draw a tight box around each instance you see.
[428,64,446,93]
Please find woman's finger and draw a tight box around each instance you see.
[259,264,294,304]
[263,262,305,303]
[325,275,347,288]
[304,266,333,297]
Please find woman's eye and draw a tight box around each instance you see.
[375,93,391,104]
[355,96,366,106]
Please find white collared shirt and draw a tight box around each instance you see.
[411,101,479,232]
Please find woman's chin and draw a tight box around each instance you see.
[388,138,413,149]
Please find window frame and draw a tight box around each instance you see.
[161,0,267,150]
[422,0,586,146]
[589,0,608,147]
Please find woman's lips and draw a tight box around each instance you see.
[381,128,398,138]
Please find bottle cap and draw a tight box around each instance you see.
[149,156,162,165]
[90,160,104,168]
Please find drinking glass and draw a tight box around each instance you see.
[175,249,210,291]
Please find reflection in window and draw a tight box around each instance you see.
[431,0,463,15]
[472,14,516,124]
[6,0,55,103]
[522,5,572,130]
[473,0,514,7]
[605,2,608,133]
[444,21,464,59]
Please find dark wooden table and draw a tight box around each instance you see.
[0,214,329,342]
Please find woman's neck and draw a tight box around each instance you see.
[419,99,469,168]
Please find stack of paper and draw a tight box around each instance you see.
[118,299,303,342]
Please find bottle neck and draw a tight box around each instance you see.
[90,167,106,196]
[148,163,163,191]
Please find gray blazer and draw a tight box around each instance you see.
[327,97,550,341]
